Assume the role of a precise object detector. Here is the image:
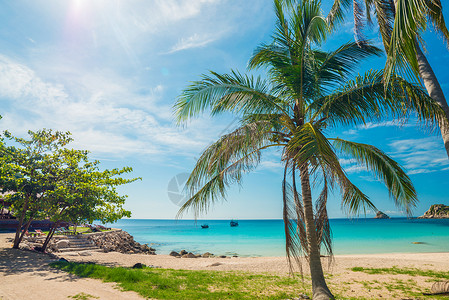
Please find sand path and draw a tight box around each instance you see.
[0,234,144,300]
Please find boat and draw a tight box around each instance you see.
[230,220,238,227]
[201,224,209,229]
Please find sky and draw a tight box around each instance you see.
[0,0,448,220]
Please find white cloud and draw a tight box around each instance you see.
[342,120,413,136]
[258,160,283,172]
[344,164,366,174]
[339,158,357,166]
[0,55,229,159]
[388,137,449,174]
[168,33,217,53]
[343,129,358,135]
[155,0,219,23]
[0,55,68,104]
[358,175,381,183]
[362,120,412,129]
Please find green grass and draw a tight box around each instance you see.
[68,293,99,300]
[351,266,449,280]
[50,261,311,299]
[349,266,449,299]
[51,262,449,299]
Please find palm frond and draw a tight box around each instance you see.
[341,181,376,215]
[384,0,449,83]
[286,123,337,170]
[293,0,328,46]
[178,121,280,217]
[332,138,417,215]
[365,0,374,26]
[314,178,333,265]
[372,0,395,51]
[384,0,429,82]
[425,0,449,48]
[249,44,293,71]
[310,70,444,128]
[353,0,366,42]
[327,0,353,30]
[313,41,383,88]
[287,123,377,215]
[174,71,290,123]
[282,164,305,275]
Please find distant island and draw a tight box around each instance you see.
[374,211,390,219]
[418,204,449,219]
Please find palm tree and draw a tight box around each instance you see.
[328,0,449,157]
[174,1,445,299]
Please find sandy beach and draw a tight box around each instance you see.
[1,232,449,299]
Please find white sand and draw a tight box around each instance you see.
[1,232,449,299]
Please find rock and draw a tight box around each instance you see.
[207,262,222,267]
[179,250,188,255]
[19,244,32,251]
[412,241,426,244]
[431,281,449,294]
[181,252,197,258]
[55,240,70,249]
[418,204,449,219]
[374,211,390,219]
[145,265,161,269]
[79,251,92,256]
[132,263,146,269]
[202,252,213,258]
[170,251,180,257]
[219,255,227,258]
[232,255,238,258]
[86,230,156,255]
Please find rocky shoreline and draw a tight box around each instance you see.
[19,229,225,258]
[20,229,156,255]
[87,229,156,254]
[168,249,237,259]
[418,204,449,219]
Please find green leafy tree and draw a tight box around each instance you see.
[39,148,137,252]
[174,1,445,299]
[328,0,449,157]
[0,129,73,248]
[0,130,138,250]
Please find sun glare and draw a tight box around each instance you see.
[73,0,84,10]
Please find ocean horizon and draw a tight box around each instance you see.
[106,218,449,257]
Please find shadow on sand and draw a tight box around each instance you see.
[0,244,82,282]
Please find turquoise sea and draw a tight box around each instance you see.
[108,218,449,257]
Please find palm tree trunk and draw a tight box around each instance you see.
[415,45,449,158]
[300,165,334,300]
